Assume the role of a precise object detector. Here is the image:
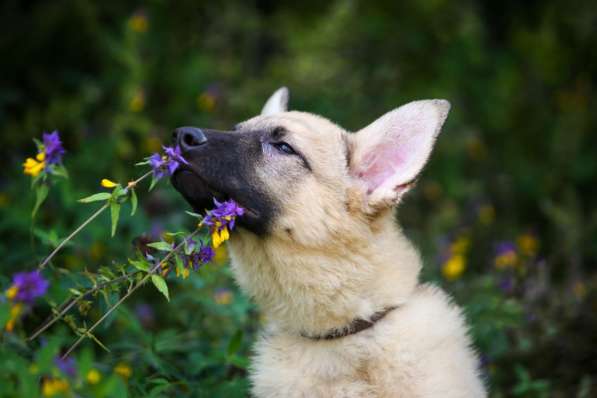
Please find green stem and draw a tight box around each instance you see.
[62,227,202,358]
[28,270,140,341]
[37,170,153,270]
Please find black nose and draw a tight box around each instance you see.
[173,126,207,151]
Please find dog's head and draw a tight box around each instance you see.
[171,87,450,246]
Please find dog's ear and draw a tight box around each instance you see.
[350,99,450,210]
[261,87,289,115]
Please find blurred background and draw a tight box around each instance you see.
[1,0,596,396]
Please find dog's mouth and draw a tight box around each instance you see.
[171,167,258,219]
[171,168,225,212]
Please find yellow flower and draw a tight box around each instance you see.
[86,369,101,384]
[494,252,517,270]
[129,12,148,32]
[23,152,46,177]
[211,225,230,249]
[176,267,190,279]
[442,254,466,281]
[42,378,69,397]
[100,178,118,188]
[114,362,132,379]
[129,89,145,112]
[5,303,23,331]
[517,233,538,257]
[5,285,18,300]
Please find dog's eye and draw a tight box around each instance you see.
[272,142,296,155]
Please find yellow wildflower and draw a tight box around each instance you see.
[86,369,101,384]
[494,251,517,269]
[100,178,118,188]
[23,152,46,176]
[42,378,69,397]
[517,233,538,257]
[5,285,18,300]
[129,12,148,32]
[176,267,190,279]
[211,226,230,249]
[442,254,466,281]
[129,89,145,112]
[5,303,23,332]
[114,362,132,379]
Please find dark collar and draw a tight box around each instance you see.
[301,306,399,341]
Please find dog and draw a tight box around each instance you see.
[171,87,486,397]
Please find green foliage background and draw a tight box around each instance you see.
[1,0,596,396]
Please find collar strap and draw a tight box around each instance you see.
[301,305,399,341]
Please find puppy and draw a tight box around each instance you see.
[172,87,486,397]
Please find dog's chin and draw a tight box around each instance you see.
[171,169,227,213]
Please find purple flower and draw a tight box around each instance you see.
[43,131,65,165]
[187,241,215,270]
[10,271,49,303]
[204,198,245,231]
[495,241,516,256]
[148,145,189,180]
[54,356,76,377]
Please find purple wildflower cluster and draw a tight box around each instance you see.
[43,131,65,165]
[54,356,77,377]
[9,271,49,304]
[204,198,245,231]
[148,145,189,180]
[186,241,215,270]
[495,241,516,257]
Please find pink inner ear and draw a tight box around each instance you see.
[357,145,407,194]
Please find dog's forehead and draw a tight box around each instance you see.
[240,111,346,145]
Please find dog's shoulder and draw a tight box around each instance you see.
[387,283,470,344]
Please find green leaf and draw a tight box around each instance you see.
[130,188,138,216]
[110,202,121,237]
[175,254,185,276]
[129,258,149,272]
[51,164,69,179]
[147,241,173,251]
[112,185,127,198]
[151,275,170,301]
[32,183,49,218]
[79,192,111,203]
[227,330,243,357]
[149,176,158,191]
[185,211,202,218]
[0,302,10,330]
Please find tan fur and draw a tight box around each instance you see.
[228,102,486,397]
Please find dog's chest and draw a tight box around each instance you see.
[250,327,420,398]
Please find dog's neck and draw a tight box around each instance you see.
[228,215,421,337]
